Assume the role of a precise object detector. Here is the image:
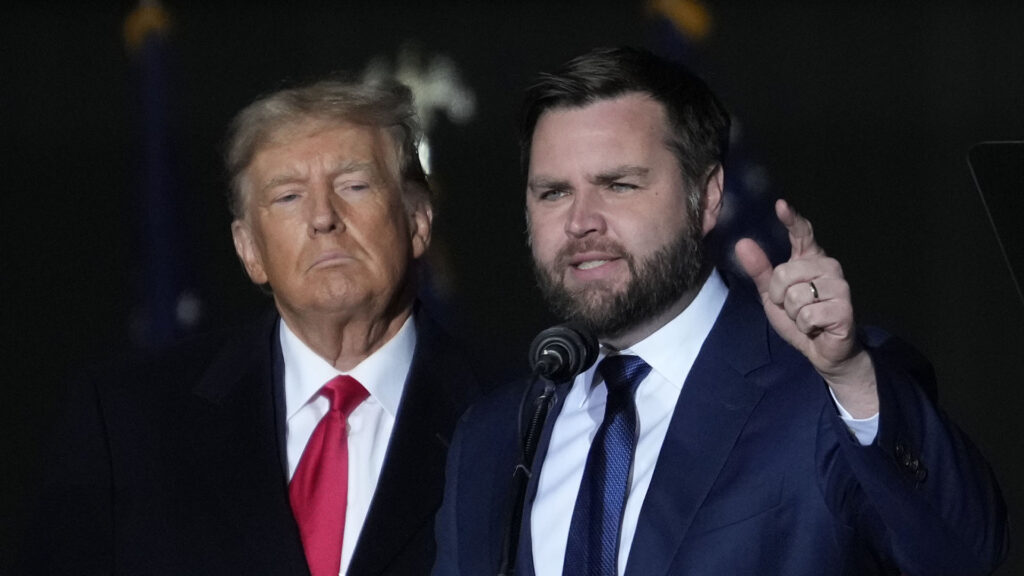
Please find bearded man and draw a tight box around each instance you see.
[432,46,1007,576]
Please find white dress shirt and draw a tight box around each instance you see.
[531,270,879,575]
[281,315,416,576]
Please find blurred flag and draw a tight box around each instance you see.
[124,0,202,349]
[646,0,789,274]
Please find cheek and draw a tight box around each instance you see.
[257,226,305,275]
[527,208,561,246]
[535,242,567,277]
[528,224,559,264]
[360,217,415,275]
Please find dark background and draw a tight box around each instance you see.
[3,2,1022,573]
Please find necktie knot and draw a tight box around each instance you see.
[597,354,651,395]
[322,375,369,418]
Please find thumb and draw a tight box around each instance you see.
[735,238,773,296]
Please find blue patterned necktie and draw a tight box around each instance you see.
[563,355,652,576]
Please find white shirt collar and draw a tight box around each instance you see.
[280,314,417,420]
[580,268,729,405]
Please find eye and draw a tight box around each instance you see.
[609,182,639,192]
[538,188,570,201]
[273,192,301,204]
[337,181,371,195]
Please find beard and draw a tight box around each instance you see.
[533,221,706,342]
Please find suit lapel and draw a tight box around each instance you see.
[625,287,773,576]
[190,309,311,572]
[348,309,478,574]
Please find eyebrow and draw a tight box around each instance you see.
[259,161,380,194]
[260,173,304,194]
[527,176,572,192]
[527,165,651,193]
[590,165,650,186]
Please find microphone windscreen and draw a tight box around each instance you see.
[528,322,599,382]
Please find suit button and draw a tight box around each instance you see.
[908,458,920,473]
[901,453,913,468]
[916,467,928,482]
[895,442,905,458]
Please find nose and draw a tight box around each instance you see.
[565,189,606,238]
[308,185,342,236]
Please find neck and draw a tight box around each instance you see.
[278,300,414,372]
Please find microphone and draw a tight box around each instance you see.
[499,323,599,575]
[528,322,599,382]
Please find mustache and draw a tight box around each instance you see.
[553,238,630,268]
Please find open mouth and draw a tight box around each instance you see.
[575,259,610,270]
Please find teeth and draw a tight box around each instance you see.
[576,260,608,270]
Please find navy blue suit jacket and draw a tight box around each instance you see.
[18,305,481,575]
[434,283,1008,576]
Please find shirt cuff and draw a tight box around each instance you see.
[828,387,879,445]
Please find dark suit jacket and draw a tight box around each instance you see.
[18,305,481,575]
[433,283,1008,576]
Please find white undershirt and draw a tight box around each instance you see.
[530,270,879,575]
[281,315,415,576]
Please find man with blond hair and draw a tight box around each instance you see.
[22,76,480,576]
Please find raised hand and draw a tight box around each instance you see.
[734,199,878,417]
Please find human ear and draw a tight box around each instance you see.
[700,164,724,237]
[405,185,433,259]
[231,219,268,285]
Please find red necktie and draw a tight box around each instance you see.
[289,375,369,576]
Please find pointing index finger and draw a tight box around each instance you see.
[777,199,824,259]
